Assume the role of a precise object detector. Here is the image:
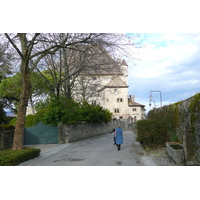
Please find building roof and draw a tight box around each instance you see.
[97,75,128,92]
[128,99,145,107]
[121,60,128,66]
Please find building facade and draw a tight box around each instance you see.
[73,59,146,121]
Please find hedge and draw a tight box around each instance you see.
[136,119,168,148]
[0,148,41,166]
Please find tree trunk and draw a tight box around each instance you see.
[12,62,31,150]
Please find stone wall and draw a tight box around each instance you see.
[149,93,200,165]
[0,126,14,150]
[59,119,134,143]
[176,97,200,165]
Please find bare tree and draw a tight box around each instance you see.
[3,33,139,150]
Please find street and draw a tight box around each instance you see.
[18,131,156,166]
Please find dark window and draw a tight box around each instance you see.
[117,98,123,102]
[114,108,120,113]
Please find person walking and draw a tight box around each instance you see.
[115,125,123,151]
[112,128,116,145]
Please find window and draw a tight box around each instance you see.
[117,98,123,102]
[91,100,96,105]
[92,76,97,80]
[132,108,137,111]
[107,99,109,102]
[114,108,120,113]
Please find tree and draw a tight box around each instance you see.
[0,72,47,114]
[3,33,138,150]
[36,44,128,101]
[0,101,7,124]
[0,40,13,82]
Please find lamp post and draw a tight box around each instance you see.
[149,99,155,108]
[149,90,162,108]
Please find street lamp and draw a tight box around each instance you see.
[149,90,162,107]
[149,100,155,108]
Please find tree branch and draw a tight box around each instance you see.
[4,33,23,59]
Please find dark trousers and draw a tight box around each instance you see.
[116,144,121,150]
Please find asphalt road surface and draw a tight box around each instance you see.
[18,131,156,166]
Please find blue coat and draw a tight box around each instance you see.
[115,127,123,144]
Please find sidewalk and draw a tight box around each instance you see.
[145,147,181,166]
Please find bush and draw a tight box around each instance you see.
[0,147,41,166]
[42,97,80,126]
[79,102,112,123]
[9,117,17,126]
[0,124,15,130]
[10,97,113,127]
[41,98,112,126]
[10,109,46,128]
[136,119,168,148]
[136,104,181,148]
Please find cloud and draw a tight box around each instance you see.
[127,33,200,112]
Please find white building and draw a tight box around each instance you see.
[73,59,146,122]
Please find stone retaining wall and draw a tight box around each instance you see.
[59,119,134,143]
[150,94,200,165]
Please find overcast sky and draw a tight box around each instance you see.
[127,33,200,112]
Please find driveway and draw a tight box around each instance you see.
[18,131,156,166]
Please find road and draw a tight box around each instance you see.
[18,131,156,166]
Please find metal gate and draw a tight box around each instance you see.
[24,122,58,145]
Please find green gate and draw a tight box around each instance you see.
[24,122,58,145]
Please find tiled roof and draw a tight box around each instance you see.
[106,75,128,87]
[128,100,145,107]
[97,75,128,92]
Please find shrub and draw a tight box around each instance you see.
[0,147,41,166]
[10,97,113,127]
[0,124,15,130]
[136,119,168,148]
[78,102,112,123]
[9,109,46,128]
[137,103,181,148]
[9,117,17,126]
[41,98,112,126]
[42,97,80,126]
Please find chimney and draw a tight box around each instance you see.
[129,95,135,102]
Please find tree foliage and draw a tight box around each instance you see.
[0,72,47,113]
[10,97,112,127]
[0,102,7,124]
[0,41,13,82]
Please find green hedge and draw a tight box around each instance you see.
[136,104,180,148]
[136,119,169,148]
[0,148,41,166]
[10,97,112,127]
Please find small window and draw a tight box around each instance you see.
[117,98,123,102]
[92,100,96,105]
[132,108,137,111]
[114,108,120,113]
[92,76,97,80]
[107,99,109,102]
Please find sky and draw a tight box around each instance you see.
[127,33,200,113]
